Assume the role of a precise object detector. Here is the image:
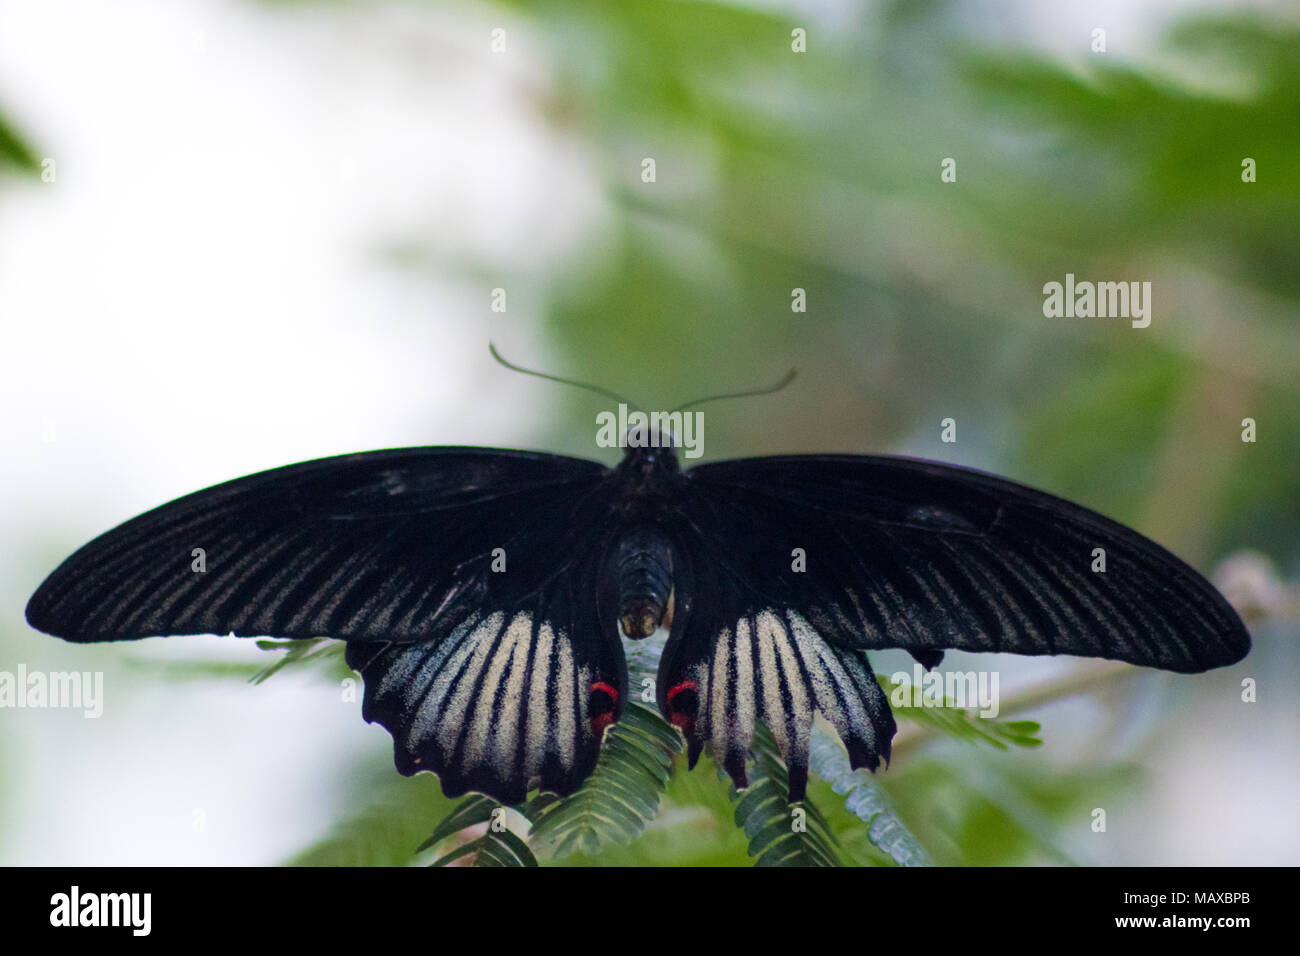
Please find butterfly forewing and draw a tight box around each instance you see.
[26,447,627,804]
[680,455,1250,674]
[26,448,609,644]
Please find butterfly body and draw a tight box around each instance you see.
[611,526,676,638]
[26,436,1250,805]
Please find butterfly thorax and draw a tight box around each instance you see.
[607,433,684,523]
[615,427,681,480]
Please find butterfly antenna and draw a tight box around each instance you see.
[671,368,798,414]
[489,343,641,411]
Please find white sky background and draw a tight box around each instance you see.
[0,0,1293,864]
[0,0,601,865]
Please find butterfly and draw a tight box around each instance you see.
[25,356,1251,807]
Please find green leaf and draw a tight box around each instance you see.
[730,723,842,867]
[808,725,932,867]
[879,675,1043,750]
[529,702,681,859]
[0,111,39,173]
[432,827,538,867]
[882,756,1139,865]
[427,839,480,867]
[284,770,457,867]
[417,795,500,852]
[251,638,346,684]
[476,828,539,867]
[421,796,540,867]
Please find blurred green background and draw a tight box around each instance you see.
[1,0,1295,865]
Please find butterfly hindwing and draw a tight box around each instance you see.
[657,528,895,802]
[346,531,627,803]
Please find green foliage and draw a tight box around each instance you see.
[434,832,540,868]
[731,724,840,866]
[285,768,458,866]
[420,796,553,867]
[121,636,351,685]
[808,725,931,866]
[882,756,1139,866]
[417,794,500,852]
[251,638,346,685]
[881,675,1043,751]
[431,824,538,868]
[528,702,682,858]
[1016,349,1190,521]
[0,111,39,174]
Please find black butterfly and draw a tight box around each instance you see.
[26,417,1250,805]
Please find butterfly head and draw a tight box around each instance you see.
[616,424,681,478]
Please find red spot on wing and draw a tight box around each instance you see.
[667,680,697,703]
[666,680,699,730]
[588,681,619,733]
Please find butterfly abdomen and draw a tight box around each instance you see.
[612,527,676,639]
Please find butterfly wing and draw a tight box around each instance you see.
[27,447,629,802]
[656,536,896,802]
[658,454,1250,799]
[685,454,1250,670]
[27,447,606,642]
[345,523,627,803]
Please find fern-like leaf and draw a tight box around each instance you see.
[528,702,681,859]
[251,638,346,684]
[732,724,841,866]
[417,795,500,852]
[879,675,1043,749]
[431,827,538,867]
[422,796,540,867]
[808,724,932,866]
